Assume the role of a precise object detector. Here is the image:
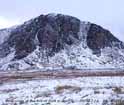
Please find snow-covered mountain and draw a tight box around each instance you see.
[0,13,124,70]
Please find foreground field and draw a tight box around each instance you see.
[0,70,124,105]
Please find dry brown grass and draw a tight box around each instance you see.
[94,90,100,94]
[112,100,124,105]
[112,87,124,94]
[0,88,19,93]
[55,85,81,94]
[35,91,51,98]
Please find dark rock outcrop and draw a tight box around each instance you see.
[87,23,124,54]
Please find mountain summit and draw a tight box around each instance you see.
[0,13,124,70]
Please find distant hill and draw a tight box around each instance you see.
[0,13,124,70]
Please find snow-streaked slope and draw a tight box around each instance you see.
[0,26,17,45]
[0,22,124,70]
[0,29,11,45]
[0,77,124,105]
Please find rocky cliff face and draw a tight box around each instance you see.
[0,13,124,70]
[87,24,124,55]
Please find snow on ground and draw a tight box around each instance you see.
[0,77,124,105]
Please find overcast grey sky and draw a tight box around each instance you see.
[0,0,124,41]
